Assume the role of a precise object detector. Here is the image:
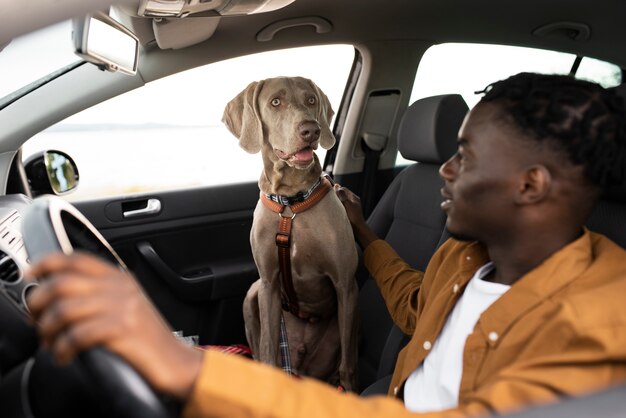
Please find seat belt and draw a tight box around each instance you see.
[360,132,387,218]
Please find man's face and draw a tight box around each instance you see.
[439,101,531,242]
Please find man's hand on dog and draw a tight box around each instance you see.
[334,184,379,250]
[26,252,203,401]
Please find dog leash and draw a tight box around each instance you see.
[260,176,333,317]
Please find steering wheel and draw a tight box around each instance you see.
[18,195,174,418]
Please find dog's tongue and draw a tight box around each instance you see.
[292,148,314,162]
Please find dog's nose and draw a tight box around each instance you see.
[298,121,321,143]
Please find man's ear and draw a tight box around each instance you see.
[222,80,264,154]
[516,165,551,205]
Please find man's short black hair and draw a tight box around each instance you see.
[478,72,626,188]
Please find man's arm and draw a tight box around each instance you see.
[26,253,626,418]
[184,349,471,418]
[184,299,626,418]
[182,329,626,418]
[334,184,425,334]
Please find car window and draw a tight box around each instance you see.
[396,43,622,166]
[22,45,354,201]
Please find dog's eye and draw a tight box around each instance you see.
[271,98,281,107]
[308,97,316,105]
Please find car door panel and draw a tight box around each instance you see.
[73,181,259,346]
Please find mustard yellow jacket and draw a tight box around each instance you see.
[184,230,626,418]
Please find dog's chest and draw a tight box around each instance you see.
[251,198,333,260]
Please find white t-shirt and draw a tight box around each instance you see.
[404,262,510,412]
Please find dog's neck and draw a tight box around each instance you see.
[259,144,323,197]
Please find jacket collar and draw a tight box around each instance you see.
[469,229,594,347]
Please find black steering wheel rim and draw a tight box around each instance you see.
[20,195,173,418]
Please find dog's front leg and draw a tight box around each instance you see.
[243,279,262,358]
[257,276,283,367]
[336,281,359,391]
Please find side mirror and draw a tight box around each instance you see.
[72,12,139,75]
[24,150,80,197]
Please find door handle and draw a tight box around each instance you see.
[123,198,161,218]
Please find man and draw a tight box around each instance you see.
[27,73,626,417]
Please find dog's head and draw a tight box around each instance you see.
[222,76,335,169]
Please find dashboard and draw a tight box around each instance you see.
[0,194,37,313]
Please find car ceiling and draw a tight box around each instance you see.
[0,0,137,45]
[108,0,626,70]
[3,0,626,66]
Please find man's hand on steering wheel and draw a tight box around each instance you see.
[26,252,204,401]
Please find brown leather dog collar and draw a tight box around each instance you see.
[260,176,333,317]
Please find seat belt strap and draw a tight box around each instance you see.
[360,132,386,217]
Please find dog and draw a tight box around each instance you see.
[222,76,359,390]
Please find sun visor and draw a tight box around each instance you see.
[138,0,296,19]
[153,16,220,49]
[119,0,296,49]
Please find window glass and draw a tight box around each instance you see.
[396,43,622,166]
[23,45,354,201]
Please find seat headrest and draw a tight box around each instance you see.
[398,94,468,164]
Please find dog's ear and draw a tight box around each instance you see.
[310,80,336,150]
[222,81,264,154]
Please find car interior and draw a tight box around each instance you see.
[2,0,626,417]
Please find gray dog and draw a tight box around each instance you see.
[222,76,358,390]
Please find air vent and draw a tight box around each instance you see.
[0,250,20,284]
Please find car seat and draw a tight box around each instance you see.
[587,183,626,249]
[587,84,626,249]
[357,94,468,393]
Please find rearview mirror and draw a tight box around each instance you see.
[72,12,139,75]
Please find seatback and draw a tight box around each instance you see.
[587,178,626,248]
[357,94,468,392]
[588,85,626,249]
